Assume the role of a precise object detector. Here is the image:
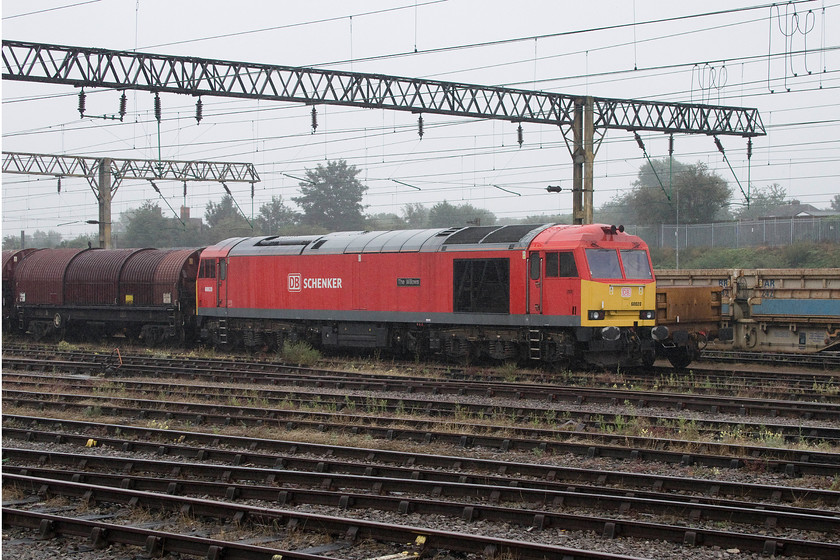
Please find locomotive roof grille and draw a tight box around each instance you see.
[482,224,548,243]
[444,224,550,245]
[255,236,318,247]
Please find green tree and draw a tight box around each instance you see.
[62,234,97,248]
[31,230,63,248]
[254,195,299,235]
[736,183,787,219]
[292,160,368,231]
[205,194,249,228]
[831,194,840,212]
[120,201,174,248]
[205,195,252,242]
[365,213,405,230]
[427,200,497,227]
[602,159,732,225]
[2,235,22,250]
[118,201,207,248]
[401,202,429,228]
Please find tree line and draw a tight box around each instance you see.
[5,158,837,250]
[3,160,499,250]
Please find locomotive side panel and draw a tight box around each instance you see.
[219,249,527,322]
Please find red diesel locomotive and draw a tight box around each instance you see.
[197,223,667,367]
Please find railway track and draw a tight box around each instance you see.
[701,349,840,368]
[4,371,840,445]
[4,455,840,557]
[4,417,840,559]
[3,382,840,474]
[4,343,839,400]
[4,347,840,559]
[5,415,838,505]
[4,353,840,415]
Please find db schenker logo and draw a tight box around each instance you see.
[288,273,302,292]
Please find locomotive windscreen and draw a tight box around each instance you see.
[620,250,653,279]
[586,249,622,279]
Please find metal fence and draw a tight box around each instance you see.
[625,216,840,249]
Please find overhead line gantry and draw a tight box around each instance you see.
[2,40,765,224]
[1,151,259,248]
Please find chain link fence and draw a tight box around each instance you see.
[625,217,840,249]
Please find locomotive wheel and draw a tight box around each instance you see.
[30,321,51,341]
[641,347,657,368]
[53,313,63,329]
[667,350,692,371]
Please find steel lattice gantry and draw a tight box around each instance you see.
[2,40,766,223]
[2,152,260,248]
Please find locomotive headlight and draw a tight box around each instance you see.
[588,310,604,320]
[639,310,655,320]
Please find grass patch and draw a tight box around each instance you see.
[281,341,321,366]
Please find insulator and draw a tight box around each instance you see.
[154,92,161,123]
[747,138,753,160]
[150,180,160,194]
[418,115,424,138]
[517,123,523,147]
[57,177,62,193]
[183,181,187,198]
[119,92,127,121]
[668,134,674,156]
[546,185,562,193]
[311,106,318,132]
[222,182,231,196]
[634,132,645,151]
[714,136,724,154]
[78,89,86,118]
[251,182,255,198]
[195,97,203,124]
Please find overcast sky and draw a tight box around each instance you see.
[2,0,838,239]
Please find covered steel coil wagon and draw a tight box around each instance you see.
[14,247,201,344]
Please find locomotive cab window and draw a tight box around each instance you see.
[545,252,578,278]
[199,259,216,279]
[585,249,621,279]
[528,253,541,280]
[453,258,510,314]
[620,250,653,279]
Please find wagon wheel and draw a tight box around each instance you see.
[667,350,693,371]
[640,346,657,368]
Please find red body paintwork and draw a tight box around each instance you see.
[196,224,653,324]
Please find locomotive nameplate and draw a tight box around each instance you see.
[397,278,421,287]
